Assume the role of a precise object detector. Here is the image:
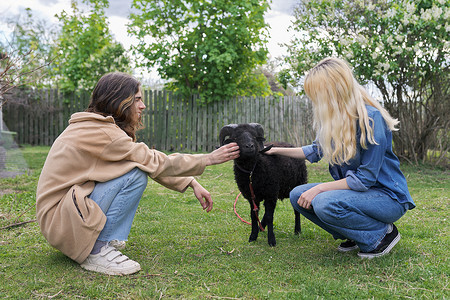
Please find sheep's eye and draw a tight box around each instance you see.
[256,137,266,142]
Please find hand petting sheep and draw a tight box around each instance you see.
[219,123,308,246]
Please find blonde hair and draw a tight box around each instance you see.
[303,57,399,165]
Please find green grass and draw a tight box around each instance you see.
[0,146,449,299]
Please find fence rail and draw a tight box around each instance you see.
[2,88,314,152]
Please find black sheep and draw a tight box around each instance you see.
[219,123,308,246]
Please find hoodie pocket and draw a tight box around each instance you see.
[72,189,85,222]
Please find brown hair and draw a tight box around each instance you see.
[86,72,141,141]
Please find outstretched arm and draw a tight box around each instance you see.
[264,147,306,159]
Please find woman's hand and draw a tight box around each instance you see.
[297,185,322,210]
[297,179,350,209]
[207,142,240,165]
[189,179,213,212]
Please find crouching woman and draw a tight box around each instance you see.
[36,72,239,275]
[267,57,415,258]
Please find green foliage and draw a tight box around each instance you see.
[53,0,131,92]
[128,0,272,103]
[0,146,448,298]
[284,0,449,165]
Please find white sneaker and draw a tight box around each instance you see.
[108,240,126,250]
[80,245,141,275]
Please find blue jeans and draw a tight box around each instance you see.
[89,168,148,242]
[290,183,408,252]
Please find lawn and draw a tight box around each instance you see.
[0,146,448,299]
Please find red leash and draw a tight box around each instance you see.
[234,192,251,225]
[233,181,265,231]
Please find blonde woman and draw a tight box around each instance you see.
[266,58,414,258]
[36,72,239,275]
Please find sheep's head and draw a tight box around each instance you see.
[219,123,266,159]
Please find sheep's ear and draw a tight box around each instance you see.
[249,123,265,150]
[219,124,238,146]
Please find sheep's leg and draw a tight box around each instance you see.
[263,200,277,247]
[294,210,301,235]
[260,213,267,231]
[248,202,260,243]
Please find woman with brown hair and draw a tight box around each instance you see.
[36,72,239,275]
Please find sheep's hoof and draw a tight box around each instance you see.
[268,236,276,246]
[249,235,258,242]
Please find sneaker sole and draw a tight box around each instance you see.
[357,233,401,259]
[80,263,141,276]
[337,245,359,252]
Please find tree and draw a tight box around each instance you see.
[0,8,58,88]
[284,0,449,165]
[53,0,131,92]
[128,0,272,103]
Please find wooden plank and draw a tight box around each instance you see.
[208,101,213,151]
[188,95,195,152]
[166,92,171,151]
[162,91,168,151]
[172,93,179,151]
[149,90,155,147]
[154,90,161,149]
[185,95,192,152]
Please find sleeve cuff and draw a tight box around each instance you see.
[302,145,317,163]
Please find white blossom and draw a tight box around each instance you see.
[386,35,395,45]
[386,8,396,18]
[405,1,416,14]
[446,23,450,32]
[378,61,390,71]
[421,9,433,21]
[343,49,353,60]
[443,6,450,19]
[340,37,351,46]
[410,14,419,24]
[402,17,410,26]
[431,5,443,19]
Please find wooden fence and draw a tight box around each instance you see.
[2,88,315,152]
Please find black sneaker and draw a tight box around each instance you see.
[358,224,401,259]
[337,239,359,252]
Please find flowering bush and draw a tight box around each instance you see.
[284,0,449,165]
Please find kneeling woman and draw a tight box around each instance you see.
[36,72,239,275]
[266,57,414,258]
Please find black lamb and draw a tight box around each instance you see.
[219,123,308,246]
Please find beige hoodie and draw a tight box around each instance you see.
[36,112,209,263]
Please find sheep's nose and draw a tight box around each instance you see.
[245,143,255,149]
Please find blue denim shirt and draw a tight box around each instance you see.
[302,105,415,210]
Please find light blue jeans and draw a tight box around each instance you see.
[89,168,148,242]
[290,183,408,252]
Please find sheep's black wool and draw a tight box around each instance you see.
[219,123,308,246]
